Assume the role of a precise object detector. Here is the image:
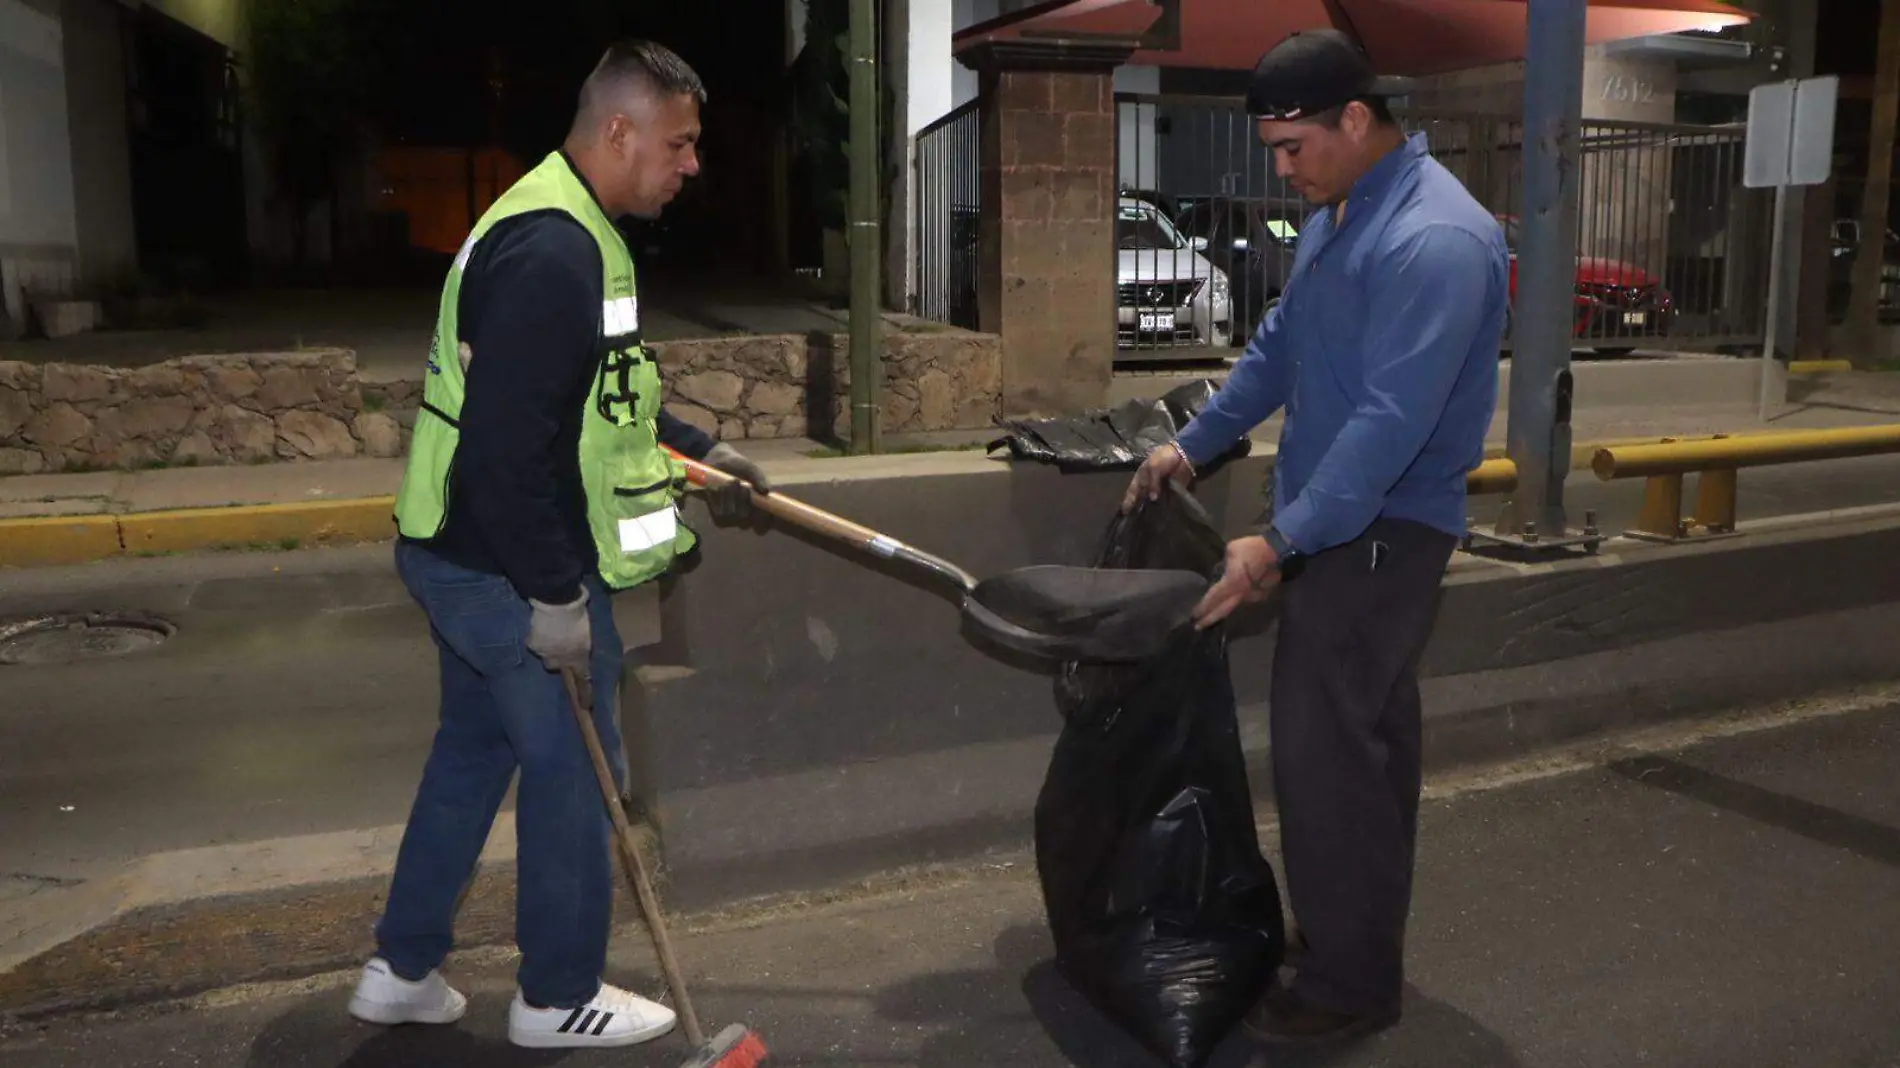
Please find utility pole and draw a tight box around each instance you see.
[1846,0,1900,366]
[847,0,882,453]
[1500,0,1587,543]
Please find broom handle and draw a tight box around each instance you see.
[562,670,706,1048]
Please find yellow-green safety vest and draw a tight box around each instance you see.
[393,151,695,591]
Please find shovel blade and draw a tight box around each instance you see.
[964,565,1208,661]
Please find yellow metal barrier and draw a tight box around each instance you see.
[1465,432,1739,496]
[1591,424,1900,541]
[1467,457,1519,495]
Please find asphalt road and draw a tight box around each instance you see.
[5,454,1900,888]
[3,700,1897,1067]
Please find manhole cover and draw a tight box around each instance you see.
[0,614,175,666]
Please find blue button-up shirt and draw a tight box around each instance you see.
[1175,132,1509,555]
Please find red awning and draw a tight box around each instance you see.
[955,0,1754,77]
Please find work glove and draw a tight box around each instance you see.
[526,587,591,674]
[704,442,771,522]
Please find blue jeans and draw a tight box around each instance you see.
[376,540,628,1009]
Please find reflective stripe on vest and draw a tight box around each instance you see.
[603,296,640,337]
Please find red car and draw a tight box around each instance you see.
[1497,215,1675,356]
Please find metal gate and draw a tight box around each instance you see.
[912,100,981,330]
[1115,92,1769,355]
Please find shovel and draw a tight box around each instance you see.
[671,454,1207,662]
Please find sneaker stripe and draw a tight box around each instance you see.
[559,1007,586,1033]
[578,1009,599,1035]
[592,1011,614,1036]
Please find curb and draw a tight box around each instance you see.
[0,429,1705,571]
[0,514,123,567]
[0,498,397,569]
[0,812,662,1021]
[0,417,1888,572]
[120,498,396,556]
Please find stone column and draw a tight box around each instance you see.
[965,41,1130,419]
[1580,48,1678,281]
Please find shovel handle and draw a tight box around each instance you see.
[670,451,895,553]
[666,447,978,592]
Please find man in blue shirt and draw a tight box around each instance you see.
[1124,30,1509,1045]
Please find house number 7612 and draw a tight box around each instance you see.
[1602,76,1656,104]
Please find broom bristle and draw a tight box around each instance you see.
[709,1030,768,1068]
[680,1024,769,1068]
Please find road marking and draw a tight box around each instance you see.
[75,682,1900,1022]
[1421,681,1900,802]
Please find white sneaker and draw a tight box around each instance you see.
[347,956,468,1026]
[507,982,678,1049]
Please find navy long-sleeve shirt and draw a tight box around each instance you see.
[418,184,716,605]
[1174,133,1509,555]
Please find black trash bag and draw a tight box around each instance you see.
[1034,485,1285,1068]
[989,379,1252,472]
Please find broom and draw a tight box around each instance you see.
[561,670,769,1068]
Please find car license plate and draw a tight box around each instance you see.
[1622,312,1647,327]
[1139,312,1176,332]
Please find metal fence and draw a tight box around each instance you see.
[1114,92,1771,357]
[913,100,981,330]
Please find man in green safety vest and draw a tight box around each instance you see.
[345,40,768,1051]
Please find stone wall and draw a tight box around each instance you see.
[0,349,404,475]
[654,328,1002,440]
[0,329,1002,475]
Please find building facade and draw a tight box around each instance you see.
[0,0,248,334]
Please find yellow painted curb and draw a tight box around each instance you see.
[0,514,126,568]
[0,497,399,569]
[1789,359,1853,374]
[119,497,398,556]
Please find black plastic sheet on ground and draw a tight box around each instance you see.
[988,380,1251,471]
[1033,486,1286,1068]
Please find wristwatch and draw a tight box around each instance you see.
[1263,525,1304,578]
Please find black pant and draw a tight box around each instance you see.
[1270,517,1457,1014]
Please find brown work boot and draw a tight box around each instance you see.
[1242,986,1400,1047]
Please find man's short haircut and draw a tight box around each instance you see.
[576,39,707,127]
[1308,96,1398,129]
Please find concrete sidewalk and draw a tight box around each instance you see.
[3,694,1896,1067]
[3,334,1896,554]
[0,285,878,384]
[4,390,1896,569]
[3,397,1895,523]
